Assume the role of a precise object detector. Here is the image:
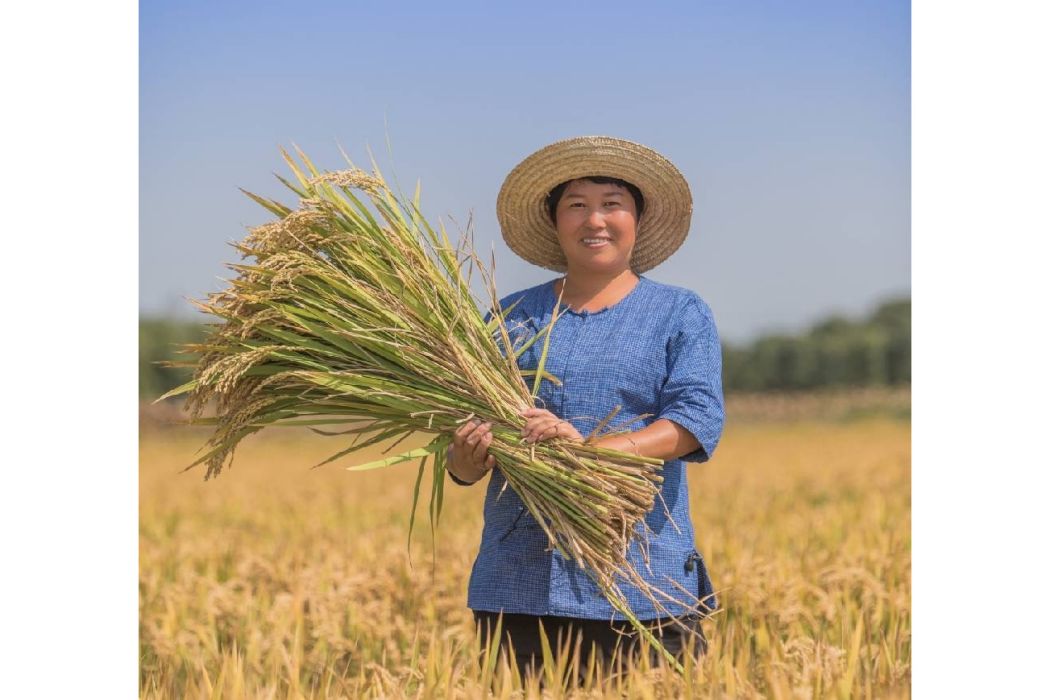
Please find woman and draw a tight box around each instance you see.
[446,136,725,676]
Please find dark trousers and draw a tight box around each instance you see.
[473,610,707,682]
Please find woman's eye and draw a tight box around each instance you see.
[603,201,621,208]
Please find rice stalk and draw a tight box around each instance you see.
[163,146,705,671]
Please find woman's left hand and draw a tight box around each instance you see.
[518,408,584,444]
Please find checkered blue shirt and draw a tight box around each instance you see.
[461,276,725,620]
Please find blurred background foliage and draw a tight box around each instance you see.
[722,298,910,392]
[139,318,211,401]
[140,297,909,400]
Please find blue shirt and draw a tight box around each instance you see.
[463,275,725,620]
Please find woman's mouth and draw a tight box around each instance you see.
[581,237,611,248]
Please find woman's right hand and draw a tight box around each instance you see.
[448,419,496,484]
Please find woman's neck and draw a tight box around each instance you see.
[555,268,640,312]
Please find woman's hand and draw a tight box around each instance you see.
[448,419,496,484]
[518,408,584,444]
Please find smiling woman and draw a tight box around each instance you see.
[551,178,640,287]
[447,136,725,680]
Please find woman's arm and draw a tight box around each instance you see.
[519,409,701,462]
[593,418,700,462]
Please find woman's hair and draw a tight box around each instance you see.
[545,176,645,224]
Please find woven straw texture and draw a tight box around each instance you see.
[496,136,693,273]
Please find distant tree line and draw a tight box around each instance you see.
[139,318,211,401]
[140,297,910,399]
[722,298,910,391]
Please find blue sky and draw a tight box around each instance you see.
[140,0,909,343]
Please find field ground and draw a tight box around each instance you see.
[140,394,910,698]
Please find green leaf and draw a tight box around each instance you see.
[531,292,564,398]
[432,450,445,527]
[239,188,291,218]
[344,446,434,471]
[343,436,448,472]
[317,427,401,468]
[479,613,503,690]
[426,435,451,573]
[273,174,307,200]
[485,297,522,334]
[154,379,197,403]
[518,370,562,387]
[407,455,428,560]
[280,146,311,189]
[292,142,321,178]
[538,619,557,689]
[512,322,551,359]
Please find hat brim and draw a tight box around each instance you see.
[496,136,693,273]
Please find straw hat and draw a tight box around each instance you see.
[496,136,693,273]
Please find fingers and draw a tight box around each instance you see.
[449,419,498,482]
[455,421,493,469]
[519,407,553,417]
[534,423,562,443]
[471,429,493,463]
[518,408,584,444]
[464,422,490,448]
[453,411,580,462]
[518,408,566,443]
[455,419,481,446]
[521,416,564,443]
[453,420,483,459]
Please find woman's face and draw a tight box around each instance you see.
[552,179,639,276]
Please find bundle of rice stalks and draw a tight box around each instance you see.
[164,146,699,669]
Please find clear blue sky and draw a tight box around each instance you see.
[140,0,909,344]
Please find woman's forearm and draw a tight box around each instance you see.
[594,418,701,462]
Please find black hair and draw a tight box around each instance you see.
[545,176,645,225]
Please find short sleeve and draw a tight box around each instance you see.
[657,297,725,463]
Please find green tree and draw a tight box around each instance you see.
[139,318,210,400]
[721,297,910,392]
[871,299,911,384]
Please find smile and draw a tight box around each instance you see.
[581,237,611,248]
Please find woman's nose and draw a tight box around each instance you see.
[585,210,605,229]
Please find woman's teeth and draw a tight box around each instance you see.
[582,238,610,247]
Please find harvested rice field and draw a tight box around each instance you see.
[139,398,910,698]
